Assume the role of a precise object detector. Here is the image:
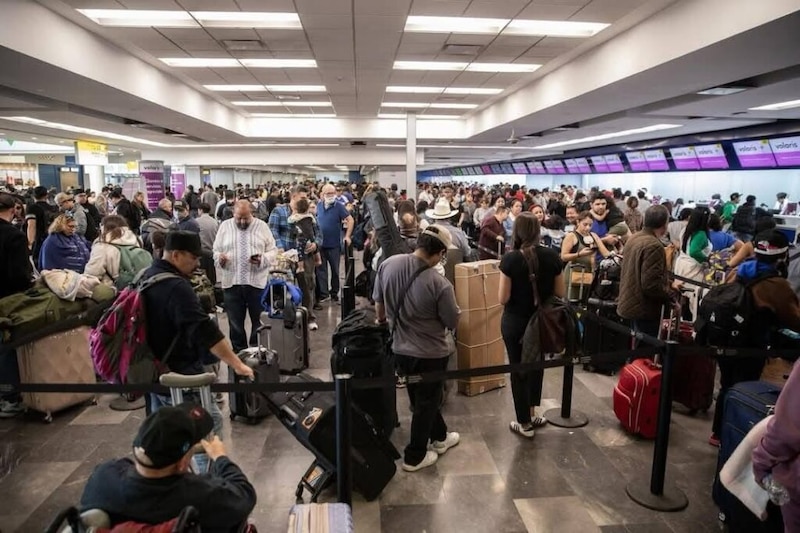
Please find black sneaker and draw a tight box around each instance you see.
[313,303,323,311]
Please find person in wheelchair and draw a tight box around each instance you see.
[80,403,257,532]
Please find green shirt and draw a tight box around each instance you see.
[687,231,710,263]
[721,202,737,223]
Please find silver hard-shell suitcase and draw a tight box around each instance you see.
[259,309,309,374]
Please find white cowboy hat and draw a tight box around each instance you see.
[426,198,459,219]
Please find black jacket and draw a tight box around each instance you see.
[141,260,225,374]
[115,198,141,232]
[0,219,33,298]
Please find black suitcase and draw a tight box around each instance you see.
[229,346,280,424]
[331,309,397,437]
[713,381,783,531]
[268,374,400,501]
[582,299,630,375]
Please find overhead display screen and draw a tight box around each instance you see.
[626,151,648,172]
[695,144,729,169]
[481,164,492,174]
[544,160,566,174]
[644,149,669,171]
[564,158,579,173]
[769,136,800,167]
[527,161,545,174]
[669,147,700,170]
[574,157,592,173]
[512,162,528,174]
[733,140,777,168]
[471,166,483,175]
[591,156,610,173]
[604,154,625,172]
[501,163,514,174]
[490,164,503,173]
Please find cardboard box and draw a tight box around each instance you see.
[455,260,501,311]
[457,306,502,348]
[456,338,507,396]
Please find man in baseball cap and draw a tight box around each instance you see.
[79,403,256,529]
[173,200,201,234]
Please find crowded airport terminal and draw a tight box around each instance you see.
[2,0,800,531]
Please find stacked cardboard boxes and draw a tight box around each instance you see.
[454,260,506,396]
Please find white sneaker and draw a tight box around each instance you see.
[0,400,25,418]
[430,432,460,455]
[309,321,319,331]
[510,421,535,438]
[402,450,438,472]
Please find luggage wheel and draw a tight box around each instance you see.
[43,412,53,424]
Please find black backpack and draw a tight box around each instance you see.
[731,205,755,234]
[695,273,777,347]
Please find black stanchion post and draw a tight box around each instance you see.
[626,341,688,511]
[342,243,356,319]
[334,373,353,506]
[544,360,589,428]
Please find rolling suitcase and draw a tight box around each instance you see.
[228,329,280,424]
[288,503,354,533]
[613,357,661,439]
[16,327,96,422]
[663,318,716,413]
[582,298,630,375]
[712,381,783,531]
[267,374,400,502]
[261,271,309,374]
[331,308,397,437]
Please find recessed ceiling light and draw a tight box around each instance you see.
[696,86,750,96]
[377,114,462,120]
[161,58,240,67]
[250,113,337,118]
[267,85,326,92]
[444,87,503,95]
[190,12,301,29]
[0,117,171,147]
[393,61,539,73]
[749,99,800,111]
[30,137,37,140]
[240,59,317,68]
[404,16,608,38]
[382,102,477,109]
[532,124,683,150]
[205,84,267,91]
[385,86,502,95]
[77,9,198,28]
[234,101,332,107]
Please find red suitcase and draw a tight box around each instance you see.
[661,319,716,413]
[613,358,662,439]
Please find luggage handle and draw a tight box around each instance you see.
[257,321,272,351]
[279,404,299,426]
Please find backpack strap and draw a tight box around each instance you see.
[135,272,183,370]
[389,264,430,339]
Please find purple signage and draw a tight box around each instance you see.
[695,144,729,169]
[528,161,545,174]
[553,160,567,174]
[591,156,610,173]
[769,136,800,167]
[604,154,624,172]
[139,160,165,211]
[575,157,592,173]
[626,151,649,172]
[644,149,669,171]
[564,159,579,174]
[669,147,701,170]
[481,164,492,174]
[733,140,777,168]
[512,162,528,174]
[171,165,186,200]
[543,160,558,174]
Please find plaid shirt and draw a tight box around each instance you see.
[269,205,323,251]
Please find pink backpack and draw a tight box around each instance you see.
[90,273,179,384]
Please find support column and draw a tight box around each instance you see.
[406,112,417,202]
[84,165,105,193]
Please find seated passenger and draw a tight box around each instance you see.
[80,403,256,532]
[39,213,91,273]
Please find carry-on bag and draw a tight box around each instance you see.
[260,273,310,374]
[17,326,96,422]
[582,298,630,375]
[712,381,783,531]
[331,308,396,437]
[288,503,354,533]
[363,191,409,263]
[229,325,280,424]
[267,374,400,501]
[662,318,716,413]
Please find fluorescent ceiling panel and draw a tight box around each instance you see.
[749,99,800,111]
[168,142,341,147]
[77,9,301,29]
[0,117,170,147]
[393,61,539,72]
[205,84,267,91]
[382,102,477,109]
[696,86,749,96]
[532,124,683,149]
[240,59,317,68]
[234,101,332,107]
[161,58,240,67]
[378,114,462,119]
[404,16,608,38]
[205,85,327,92]
[376,143,536,150]
[385,86,503,95]
[250,113,337,118]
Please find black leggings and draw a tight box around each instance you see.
[501,312,544,425]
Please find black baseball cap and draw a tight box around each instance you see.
[132,403,213,469]
[173,200,188,211]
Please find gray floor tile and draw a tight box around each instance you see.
[379,466,445,506]
[68,394,134,426]
[0,461,80,518]
[514,496,602,533]
[432,433,499,477]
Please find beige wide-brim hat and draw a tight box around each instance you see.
[426,198,459,219]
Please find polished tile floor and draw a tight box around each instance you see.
[0,300,726,533]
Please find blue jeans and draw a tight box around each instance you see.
[148,392,223,473]
[223,285,263,353]
[316,246,341,299]
[0,346,21,403]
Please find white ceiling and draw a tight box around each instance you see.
[0,0,796,170]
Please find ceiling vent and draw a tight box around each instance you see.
[350,141,367,147]
[222,40,265,51]
[441,44,483,56]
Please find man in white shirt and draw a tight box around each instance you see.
[213,200,278,352]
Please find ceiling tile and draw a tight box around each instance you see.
[104,28,174,49]
[157,28,209,40]
[181,69,227,83]
[355,0,413,16]
[463,0,529,18]
[60,0,126,8]
[450,71,495,85]
[479,44,530,61]
[354,15,407,31]
[299,15,353,30]
[235,0,297,11]
[409,0,470,16]
[573,0,644,23]
[117,0,182,7]
[389,70,426,84]
[295,0,352,16]
[175,39,226,52]
[219,70,262,84]
[251,70,293,84]
[516,3,585,20]
[284,70,325,84]
[445,34,496,46]
[176,0,240,9]
[420,71,460,85]
[205,28,261,41]
[400,33,450,46]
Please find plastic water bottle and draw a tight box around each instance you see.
[762,475,791,506]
